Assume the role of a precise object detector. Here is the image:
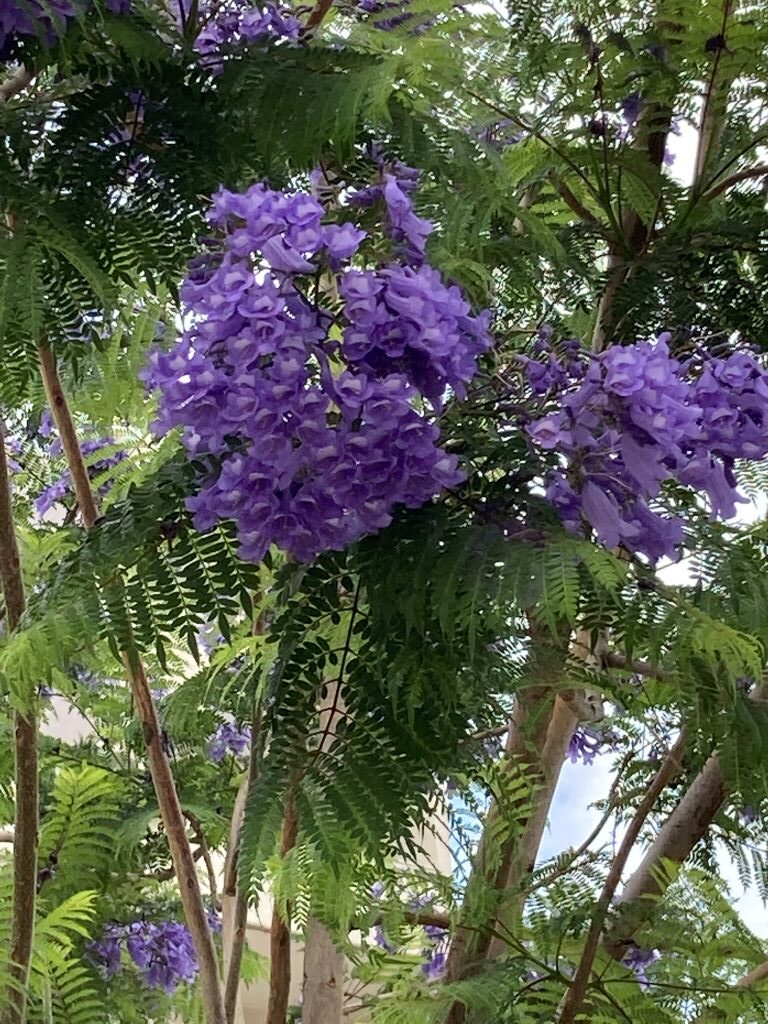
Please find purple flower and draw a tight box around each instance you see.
[740,805,758,825]
[566,727,603,766]
[33,436,127,518]
[622,945,660,990]
[527,413,569,449]
[374,925,397,952]
[207,721,251,762]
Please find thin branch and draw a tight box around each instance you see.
[0,420,37,1024]
[185,810,218,907]
[38,349,225,1024]
[38,346,99,527]
[556,732,688,1024]
[528,750,636,894]
[266,800,299,1024]
[224,612,268,1024]
[602,652,665,680]
[702,163,768,202]
[693,0,735,185]
[548,173,602,227]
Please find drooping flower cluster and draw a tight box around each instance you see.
[207,720,251,761]
[34,437,127,518]
[144,153,491,564]
[192,0,301,70]
[522,332,768,561]
[88,919,201,993]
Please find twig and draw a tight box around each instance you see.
[0,420,37,1024]
[37,348,226,1024]
[185,810,218,907]
[266,800,299,1024]
[556,732,688,1024]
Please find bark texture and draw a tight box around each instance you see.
[0,424,37,1024]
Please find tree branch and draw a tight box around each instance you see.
[0,66,32,104]
[266,800,299,1024]
[602,652,665,680]
[303,917,344,1024]
[37,348,225,1024]
[223,611,268,1024]
[0,420,37,1024]
[442,620,573,1024]
[548,173,602,227]
[557,732,688,1024]
[302,0,334,33]
[184,810,218,907]
[693,0,735,185]
[702,163,768,202]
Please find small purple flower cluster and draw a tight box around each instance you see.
[207,720,251,762]
[371,917,448,979]
[523,332,768,561]
[193,0,301,70]
[34,437,127,518]
[565,726,603,766]
[355,0,423,31]
[420,923,448,981]
[144,156,491,564]
[622,944,660,990]
[88,919,201,993]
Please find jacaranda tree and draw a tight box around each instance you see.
[2,1,768,1023]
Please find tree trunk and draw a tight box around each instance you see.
[302,917,345,1024]
[266,801,299,1024]
[0,422,37,1024]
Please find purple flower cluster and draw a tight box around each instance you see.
[34,437,127,518]
[193,0,301,70]
[348,145,433,265]
[523,333,768,561]
[356,0,422,31]
[622,945,660,990]
[88,919,201,993]
[0,0,129,52]
[207,720,251,762]
[565,727,603,766]
[144,158,491,564]
[0,0,76,49]
[371,918,448,980]
[420,924,448,981]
